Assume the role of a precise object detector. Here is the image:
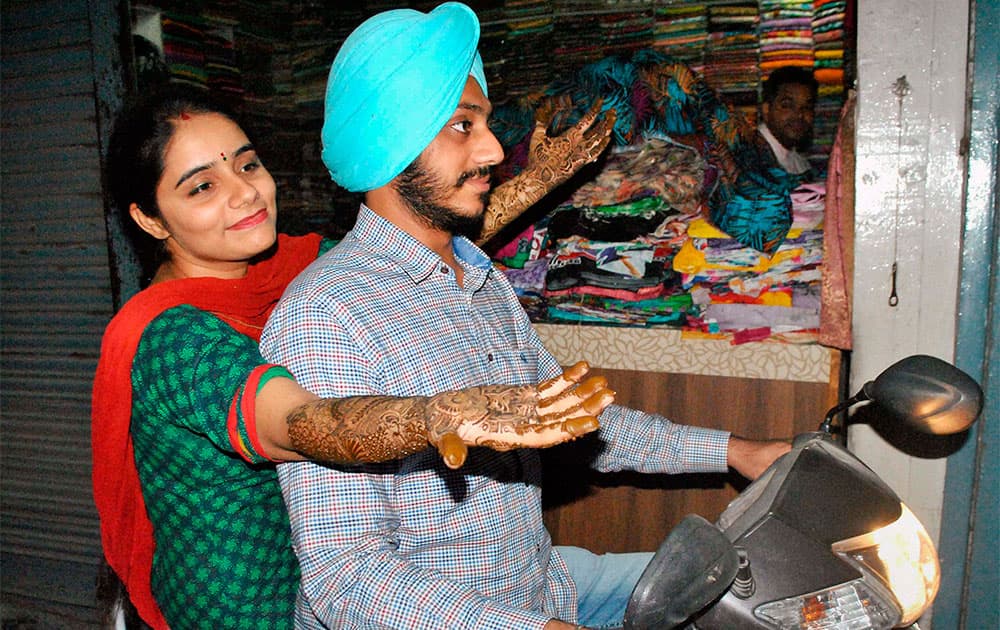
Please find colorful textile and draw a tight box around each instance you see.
[494,49,804,254]
[91,233,322,629]
[675,182,825,341]
[131,309,297,628]
[260,205,731,629]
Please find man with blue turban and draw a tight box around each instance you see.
[262,3,790,628]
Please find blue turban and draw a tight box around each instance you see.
[321,2,488,192]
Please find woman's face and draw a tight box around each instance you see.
[136,111,278,278]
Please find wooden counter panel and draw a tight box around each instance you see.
[541,367,836,553]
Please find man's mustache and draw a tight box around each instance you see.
[456,166,492,188]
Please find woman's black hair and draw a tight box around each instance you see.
[104,85,239,281]
[96,558,152,630]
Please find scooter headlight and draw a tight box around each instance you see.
[754,504,939,629]
[831,504,940,626]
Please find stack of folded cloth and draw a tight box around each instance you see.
[759,0,815,74]
[703,2,761,121]
[597,10,656,58]
[810,0,849,169]
[494,139,707,327]
[549,9,606,71]
[651,4,709,73]
[501,0,556,99]
[161,12,209,88]
[674,182,826,343]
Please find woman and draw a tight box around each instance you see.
[92,87,614,629]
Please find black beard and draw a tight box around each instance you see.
[395,157,490,240]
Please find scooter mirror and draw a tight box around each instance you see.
[862,354,983,435]
[623,514,739,630]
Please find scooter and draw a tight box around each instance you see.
[623,354,984,630]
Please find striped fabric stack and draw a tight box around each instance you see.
[477,5,511,100]
[810,0,849,167]
[597,9,656,58]
[501,0,556,99]
[651,4,709,73]
[549,1,612,71]
[703,2,761,123]
[759,0,814,76]
[160,13,209,89]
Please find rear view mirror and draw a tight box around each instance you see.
[865,354,983,435]
[624,514,738,630]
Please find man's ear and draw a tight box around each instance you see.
[129,203,170,240]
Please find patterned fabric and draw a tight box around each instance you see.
[260,205,730,630]
[492,48,809,254]
[131,306,298,628]
[819,90,855,350]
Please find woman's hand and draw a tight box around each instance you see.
[427,361,614,469]
[478,104,616,244]
[282,362,613,468]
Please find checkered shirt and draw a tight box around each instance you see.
[260,205,730,629]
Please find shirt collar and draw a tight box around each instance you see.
[759,123,811,174]
[353,204,493,289]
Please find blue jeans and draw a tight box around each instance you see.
[557,545,655,630]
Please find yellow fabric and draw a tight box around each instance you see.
[674,221,804,276]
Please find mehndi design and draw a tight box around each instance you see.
[477,103,617,244]
[286,362,612,469]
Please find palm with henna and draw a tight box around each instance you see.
[285,361,613,469]
[478,101,617,244]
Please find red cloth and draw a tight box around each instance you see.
[819,92,856,350]
[91,233,322,629]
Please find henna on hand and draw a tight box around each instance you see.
[286,396,432,464]
[285,362,613,470]
[425,362,613,469]
[478,103,617,244]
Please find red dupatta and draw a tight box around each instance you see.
[90,233,322,629]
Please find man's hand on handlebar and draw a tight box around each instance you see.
[727,436,792,480]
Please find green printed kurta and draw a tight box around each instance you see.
[130,304,297,629]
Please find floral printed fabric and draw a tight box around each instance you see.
[492,48,808,254]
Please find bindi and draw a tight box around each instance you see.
[220,152,227,162]
[180,112,191,120]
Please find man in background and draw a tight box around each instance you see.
[758,66,818,176]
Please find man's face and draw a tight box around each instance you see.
[763,83,815,151]
[394,77,504,239]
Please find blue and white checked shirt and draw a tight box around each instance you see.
[260,206,730,629]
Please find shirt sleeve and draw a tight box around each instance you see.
[262,295,552,629]
[132,305,293,464]
[515,306,731,475]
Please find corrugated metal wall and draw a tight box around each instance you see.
[1,0,126,625]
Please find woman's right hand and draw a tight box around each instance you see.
[426,361,613,469]
[277,362,612,467]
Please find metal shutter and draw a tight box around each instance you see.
[2,0,127,625]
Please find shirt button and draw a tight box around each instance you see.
[439,266,448,274]
[487,353,494,362]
